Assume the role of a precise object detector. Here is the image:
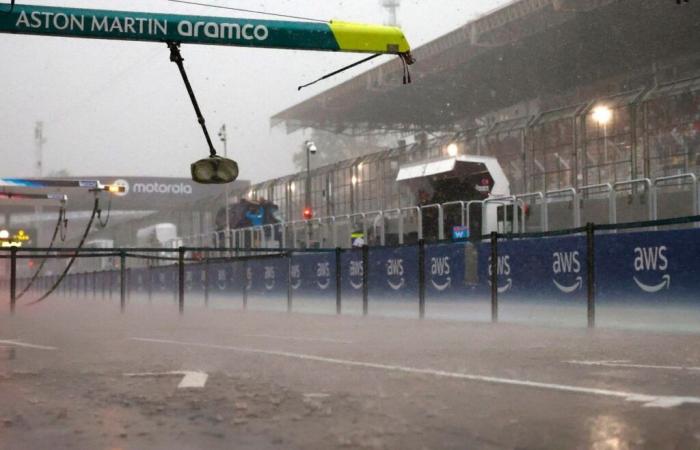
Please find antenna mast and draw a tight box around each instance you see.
[381,0,400,26]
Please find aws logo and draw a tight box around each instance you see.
[246,267,253,291]
[430,256,451,291]
[216,269,227,291]
[185,270,193,291]
[349,260,363,290]
[552,251,582,294]
[386,258,405,290]
[158,272,167,291]
[264,266,275,291]
[633,246,670,293]
[316,262,331,290]
[488,255,512,293]
[290,264,301,290]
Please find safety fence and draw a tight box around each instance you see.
[3,215,700,329]
[177,173,699,250]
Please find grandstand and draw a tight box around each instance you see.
[196,0,700,248]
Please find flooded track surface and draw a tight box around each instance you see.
[1,297,700,449]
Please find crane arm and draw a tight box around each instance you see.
[0,4,412,56]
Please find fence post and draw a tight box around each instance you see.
[335,247,342,315]
[203,257,209,308]
[10,247,17,315]
[92,271,97,298]
[418,239,426,319]
[147,265,153,303]
[287,252,293,313]
[178,247,185,315]
[586,222,596,329]
[119,251,126,313]
[127,268,132,302]
[362,245,369,316]
[490,232,499,323]
[242,259,248,310]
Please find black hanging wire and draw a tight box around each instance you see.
[168,41,218,158]
[167,0,327,23]
[26,195,100,306]
[298,52,414,91]
[96,194,112,228]
[298,53,382,91]
[15,203,66,300]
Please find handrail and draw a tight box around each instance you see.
[653,173,698,219]
[420,203,445,240]
[401,206,423,240]
[178,173,697,247]
[465,200,483,234]
[383,208,404,244]
[514,192,546,233]
[578,183,614,225]
[483,196,517,234]
[442,201,467,227]
[364,210,385,246]
[545,187,580,228]
[612,178,653,223]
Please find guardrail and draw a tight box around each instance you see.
[178,173,699,250]
[6,214,700,329]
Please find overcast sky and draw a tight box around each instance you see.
[0,0,511,183]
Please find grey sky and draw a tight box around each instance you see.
[0,1,510,183]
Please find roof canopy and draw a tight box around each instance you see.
[272,0,700,134]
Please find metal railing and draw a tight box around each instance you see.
[176,173,699,250]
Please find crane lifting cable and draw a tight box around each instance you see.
[26,194,101,306]
[16,199,67,300]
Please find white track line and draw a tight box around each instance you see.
[242,334,353,344]
[131,337,700,409]
[0,340,56,350]
[567,360,700,372]
[125,371,208,389]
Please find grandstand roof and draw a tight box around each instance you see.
[271,0,700,134]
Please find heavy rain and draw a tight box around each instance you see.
[1,1,700,449]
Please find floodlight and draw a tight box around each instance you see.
[191,156,239,184]
[447,143,459,157]
[592,105,612,126]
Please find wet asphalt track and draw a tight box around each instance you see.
[1,294,700,449]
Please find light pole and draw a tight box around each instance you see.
[218,125,231,241]
[304,140,317,219]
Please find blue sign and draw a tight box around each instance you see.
[596,228,700,303]
[452,226,470,241]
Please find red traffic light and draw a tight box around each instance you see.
[303,207,313,220]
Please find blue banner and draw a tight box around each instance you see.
[55,227,700,307]
[368,246,418,298]
[484,236,588,303]
[596,228,700,303]
[290,253,336,297]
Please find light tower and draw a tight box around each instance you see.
[381,0,400,27]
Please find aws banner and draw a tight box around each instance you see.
[289,253,336,296]
[478,236,588,302]
[424,237,587,302]
[596,228,700,303]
